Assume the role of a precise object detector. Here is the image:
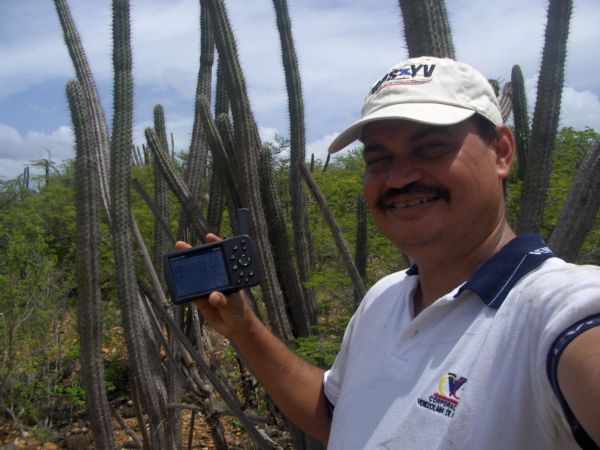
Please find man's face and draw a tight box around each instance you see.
[362,118,509,255]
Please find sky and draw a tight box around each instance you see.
[1,0,599,182]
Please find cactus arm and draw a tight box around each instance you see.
[517,0,573,234]
[145,127,210,239]
[398,0,456,59]
[108,2,175,447]
[206,0,293,341]
[511,65,531,181]
[152,105,171,284]
[185,0,215,201]
[54,0,111,222]
[273,0,317,328]
[67,80,116,449]
[259,146,313,337]
[548,138,600,261]
[300,164,366,299]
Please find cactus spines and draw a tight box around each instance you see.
[54,0,111,223]
[399,0,455,59]
[517,0,573,234]
[145,127,210,239]
[498,82,513,124]
[300,163,366,299]
[67,80,115,449]
[152,105,181,448]
[548,137,600,261]
[273,0,317,328]
[152,105,170,285]
[259,146,313,337]
[186,0,215,200]
[511,65,530,181]
[206,0,293,341]
[109,2,175,448]
[197,98,241,207]
[355,194,368,282]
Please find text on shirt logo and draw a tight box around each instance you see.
[417,372,467,419]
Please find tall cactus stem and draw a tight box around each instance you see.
[398,0,456,59]
[152,105,170,285]
[67,79,115,449]
[185,0,215,199]
[259,146,313,337]
[109,2,174,448]
[206,0,293,341]
[54,0,111,223]
[548,137,600,261]
[517,0,573,234]
[273,0,316,327]
[145,127,210,239]
[300,164,366,299]
[511,65,530,181]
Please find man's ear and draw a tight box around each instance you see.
[494,124,516,180]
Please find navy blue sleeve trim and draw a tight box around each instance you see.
[546,313,600,449]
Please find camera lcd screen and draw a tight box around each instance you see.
[169,247,230,298]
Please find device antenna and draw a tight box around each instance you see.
[236,208,250,235]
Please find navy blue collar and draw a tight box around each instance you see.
[406,234,555,308]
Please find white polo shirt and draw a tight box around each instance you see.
[324,235,600,449]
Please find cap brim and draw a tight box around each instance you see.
[328,103,477,154]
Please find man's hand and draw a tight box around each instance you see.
[174,233,255,340]
[176,233,331,443]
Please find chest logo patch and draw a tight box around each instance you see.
[417,372,467,418]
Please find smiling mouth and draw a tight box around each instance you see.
[377,183,450,211]
[391,196,441,209]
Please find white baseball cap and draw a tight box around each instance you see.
[328,56,502,153]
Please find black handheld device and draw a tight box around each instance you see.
[163,235,262,304]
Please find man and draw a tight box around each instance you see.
[177,56,600,448]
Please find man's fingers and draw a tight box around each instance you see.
[205,233,221,243]
[208,291,227,308]
[175,240,192,250]
[176,233,220,250]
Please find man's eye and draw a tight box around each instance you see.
[364,155,391,168]
[414,143,451,160]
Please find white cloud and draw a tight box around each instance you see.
[0,124,74,180]
[2,0,600,182]
[560,87,600,131]
[306,132,338,164]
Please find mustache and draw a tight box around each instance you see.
[376,182,450,209]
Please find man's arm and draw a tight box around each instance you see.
[176,236,332,443]
[557,325,600,445]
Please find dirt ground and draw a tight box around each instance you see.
[0,405,280,449]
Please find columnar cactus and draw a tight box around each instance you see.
[259,146,312,337]
[177,0,216,242]
[185,0,215,202]
[152,105,170,285]
[67,80,115,450]
[548,137,600,261]
[354,194,368,285]
[517,0,573,234]
[511,65,530,181]
[300,163,366,299]
[145,127,209,239]
[398,0,455,59]
[205,0,293,341]
[498,82,513,123]
[54,0,111,223]
[273,0,317,329]
[109,1,175,447]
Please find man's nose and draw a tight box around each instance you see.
[385,155,422,188]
